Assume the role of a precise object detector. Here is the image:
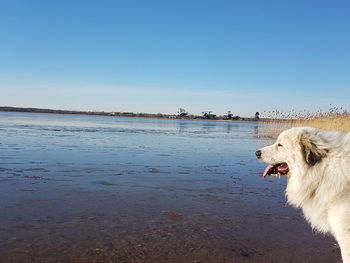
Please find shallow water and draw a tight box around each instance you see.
[0,112,339,262]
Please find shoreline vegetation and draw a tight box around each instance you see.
[0,106,259,121]
[1,106,349,137]
[259,108,350,138]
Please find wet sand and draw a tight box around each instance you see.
[0,177,340,263]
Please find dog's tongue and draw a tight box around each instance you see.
[262,163,289,178]
[263,165,275,178]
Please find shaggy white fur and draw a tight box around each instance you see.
[257,127,350,263]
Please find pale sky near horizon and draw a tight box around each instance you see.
[0,0,349,117]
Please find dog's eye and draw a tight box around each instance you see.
[277,143,283,147]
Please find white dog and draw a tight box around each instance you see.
[256,127,350,262]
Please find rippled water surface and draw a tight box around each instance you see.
[0,112,338,262]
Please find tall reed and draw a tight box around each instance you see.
[258,107,350,139]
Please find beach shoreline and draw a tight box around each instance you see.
[0,106,260,123]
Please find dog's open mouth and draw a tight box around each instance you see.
[263,163,289,178]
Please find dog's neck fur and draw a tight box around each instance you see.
[286,155,332,233]
[286,149,350,234]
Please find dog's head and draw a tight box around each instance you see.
[256,127,329,178]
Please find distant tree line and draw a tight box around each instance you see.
[0,106,260,121]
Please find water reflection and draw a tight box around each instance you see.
[225,123,232,134]
[177,120,188,134]
[201,122,217,133]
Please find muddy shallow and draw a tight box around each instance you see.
[0,112,340,262]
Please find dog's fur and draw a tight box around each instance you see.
[258,127,350,262]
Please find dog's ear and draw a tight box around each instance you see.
[300,131,328,166]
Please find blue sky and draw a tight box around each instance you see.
[0,0,349,116]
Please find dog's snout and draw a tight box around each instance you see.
[255,150,262,159]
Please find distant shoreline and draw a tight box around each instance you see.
[0,106,262,122]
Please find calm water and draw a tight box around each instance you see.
[0,112,338,263]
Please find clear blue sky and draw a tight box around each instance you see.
[0,0,349,116]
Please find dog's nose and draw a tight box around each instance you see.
[255,150,262,159]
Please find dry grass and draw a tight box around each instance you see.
[258,107,350,139]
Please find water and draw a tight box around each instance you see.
[0,112,338,262]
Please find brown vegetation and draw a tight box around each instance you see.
[259,107,350,139]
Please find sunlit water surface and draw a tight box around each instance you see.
[0,112,338,263]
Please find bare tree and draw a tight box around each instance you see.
[177,108,189,118]
[255,112,260,121]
